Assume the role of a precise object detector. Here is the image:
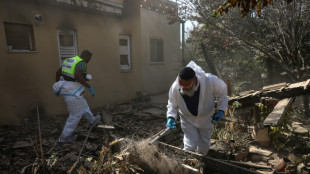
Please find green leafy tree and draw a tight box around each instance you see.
[170,0,310,115]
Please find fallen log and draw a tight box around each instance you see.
[228,80,310,108]
[158,142,261,174]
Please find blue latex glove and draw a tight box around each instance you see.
[54,90,60,97]
[88,87,95,97]
[212,110,224,122]
[166,118,176,129]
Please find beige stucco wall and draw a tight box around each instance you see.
[140,7,181,95]
[0,0,180,125]
[0,0,143,124]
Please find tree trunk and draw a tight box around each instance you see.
[303,95,310,117]
[266,59,273,85]
[201,43,222,79]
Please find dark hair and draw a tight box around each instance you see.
[178,67,196,80]
[80,50,92,58]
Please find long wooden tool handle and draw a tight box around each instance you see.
[149,127,170,145]
[151,128,166,139]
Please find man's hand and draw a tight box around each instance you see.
[75,69,92,89]
[212,110,224,122]
[166,118,176,129]
[88,87,95,97]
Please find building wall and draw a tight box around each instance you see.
[140,7,181,95]
[0,0,143,124]
[0,0,180,124]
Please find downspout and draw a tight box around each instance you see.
[181,20,185,66]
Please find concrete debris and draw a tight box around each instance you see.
[249,146,273,157]
[252,125,271,146]
[0,92,309,173]
[291,122,309,135]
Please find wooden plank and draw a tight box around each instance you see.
[239,90,255,96]
[227,79,232,96]
[158,142,260,174]
[262,82,287,91]
[263,98,293,127]
[249,146,273,156]
[303,79,310,90]
[181,164,200,173]
[229,80,310,108]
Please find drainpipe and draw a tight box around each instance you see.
[181,20,185,66]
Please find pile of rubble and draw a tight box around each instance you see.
[0,96,172,174]
[1,93,310,173]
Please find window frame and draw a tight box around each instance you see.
[4,21,36,52]
[119,35,131,71]
[56,29,78,65]
[150,38,164,64]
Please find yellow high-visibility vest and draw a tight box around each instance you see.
[61,56,86,79]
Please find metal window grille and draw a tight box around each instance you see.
[57,29,77,65]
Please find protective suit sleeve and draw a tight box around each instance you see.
[210,74,228,112]
[53,80,65,94]
[166,81,178,120]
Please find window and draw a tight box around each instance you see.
[119,35,131,71]
[57,29,77,65]
[150,38,164,63]
[4,22,36,51]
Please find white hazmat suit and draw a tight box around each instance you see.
[53,78,99,140]
[167,61,228,155]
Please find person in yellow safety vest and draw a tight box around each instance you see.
[53,50,101,143]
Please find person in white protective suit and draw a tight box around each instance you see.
[166,61,228,155]
[53,50,101,143]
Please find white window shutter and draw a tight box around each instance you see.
[57,29,77,65]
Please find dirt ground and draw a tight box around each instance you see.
[0,93,170,174]
[1,93,310,174]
